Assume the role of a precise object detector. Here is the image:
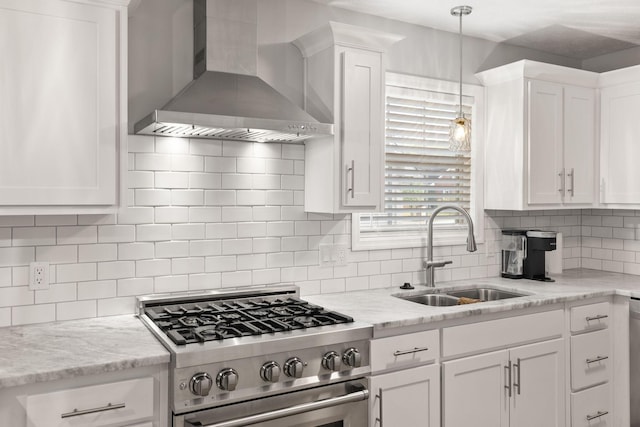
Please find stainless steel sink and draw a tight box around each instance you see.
[394,286,528,307]
[446,288,527,301]
[399,294,460,306]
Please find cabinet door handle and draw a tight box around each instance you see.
[586,314,608,322]
[586,410,608,421]
[61,402,125,418]
[513,358,521,395]
[376,387,384,427]
[586,355,609,364]
[346,160,355,199]
[504,360,512,398]
[558,168,565,195]
[568,168,575,197]
[393,346,429,356]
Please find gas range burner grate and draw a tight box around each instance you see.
[145,296,354,345]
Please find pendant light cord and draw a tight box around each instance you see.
[458,10,463,117]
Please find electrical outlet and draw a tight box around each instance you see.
[29,262,50,290]
[334,244,348,266]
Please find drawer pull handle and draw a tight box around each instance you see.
[504,360,512,398]
[61,402,125,419]
[376,388,384,427]
[393,346,429,357]
[513,358,521,395]
[586,314,608,322]
[586,355,609,364]
[586,410,608,421]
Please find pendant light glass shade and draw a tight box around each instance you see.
[449,5,472,152]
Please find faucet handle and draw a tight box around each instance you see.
[424,260,453,269]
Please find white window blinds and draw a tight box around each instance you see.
[359,82,474,238]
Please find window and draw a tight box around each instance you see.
[352,72,484,250]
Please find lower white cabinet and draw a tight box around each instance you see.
[369,364,440,427]
[443,339,565,427]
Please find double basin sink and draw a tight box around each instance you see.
[395,286,528,307]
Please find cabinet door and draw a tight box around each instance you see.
[0,0,118,206]
[527,80,563,205]
[563,86,595,205]
[600,82,640,204]
[509,339,565,427]
[443,350,509,427]
[341,49,382,208]
[369,364,439,427]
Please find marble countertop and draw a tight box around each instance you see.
[4,268,640,390]
[0,315,169,389]
[305,269,640,333]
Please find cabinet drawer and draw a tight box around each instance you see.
[442,310,563,357]
[26,377,154,427]
[571,383,611,427]
[570,301,610,333]
[571,329,610,391]
[371,330,439,373]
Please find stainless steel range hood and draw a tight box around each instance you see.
[134,0,333,143]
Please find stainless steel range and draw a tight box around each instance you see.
[137,285,371,427]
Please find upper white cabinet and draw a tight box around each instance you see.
[294,22,403,213]
[476,60,598,210]
[0,0,128,215]
[599,65,640,205]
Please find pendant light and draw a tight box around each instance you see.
[449,5,472,152]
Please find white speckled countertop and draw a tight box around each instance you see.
[3,269,640,390]
[0,315,169,389]
[305,269,640,332]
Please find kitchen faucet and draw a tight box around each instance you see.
[424,204,477,287]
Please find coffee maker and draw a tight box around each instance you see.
[501,230,557,281]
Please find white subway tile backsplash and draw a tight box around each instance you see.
[155,172,189,188]
[172,257,205,274]
[190,139,222,156]
[0,268,11,287]
[253,206,281,221]
[205,256,237,272]
[136,224,172,242]
[189,273,221,290]
[13,227,56,246]
[57,300,97,321]
[37,245,78,263]
[12,304,55,325]
[0,308,10,327]
[77,280,116,300]
[117,278,153,297]
[136,259,171,277]
[222,174,253,189]
[155,275,189,293]
[118,242,154,260]
[236,223,266,239]
[189,207,222,223]
[237,190,266,206]
[221,270,252,287]
[172,190,204,206]
[117,207,155,225]
[98,225,136,243]
[35,215,78,226]
[156,241,190,258]
[265,191,293,206]
[189,240,221,257]
[0,286,33,307]
[267,222,294,237]
[282,144,304,160]
[207,223,238,239]
[205,190,237,206]
[57,263,97,283]
[97,296,136,316]
[252,174,280,190]
[135,189,171,206]
[172,223,206,240]
[0,216,34,227]
[128,135,155,153]
[129,171,154,188]
[171,155,203,172]
[254,143,282,159]
[156,207,189,224]
[136,153,171,170]
[35,283,77,304]
[295,251,318,266]
[266,159,293,175]
[205,157,236,173]
[0,228,10,247]
[190,172,222,189]
[99,261,136,280]
[252,268,280,285]
[281,175,304,190]
[222,239,253,255]
[237,158,266,174]
[0,247,34,268]
[221,207,253,222]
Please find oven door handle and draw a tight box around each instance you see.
[185,389,369,427]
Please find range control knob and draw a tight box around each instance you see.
[343,348,362,368]
[283,357,305,378]
[216,368,239,391]
[322,351,342,371]
[260,361,281,383]
[189,372,213,396]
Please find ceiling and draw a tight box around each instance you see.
[310,0,640,59]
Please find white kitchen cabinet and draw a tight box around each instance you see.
[476,60,598,210]
[369,364,440,427]
[0,365,168,427]
[0,0,128,214]
[294,22,403,213]
[369,329,440,426]
[443,339,565,427]
[599,65,640,205]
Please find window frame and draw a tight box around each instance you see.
[351,72,485,251]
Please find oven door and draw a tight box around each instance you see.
[174,379,368,427]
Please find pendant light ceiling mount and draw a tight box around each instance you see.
[449,5,473,152]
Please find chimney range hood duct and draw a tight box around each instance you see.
[134,0,333,143]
